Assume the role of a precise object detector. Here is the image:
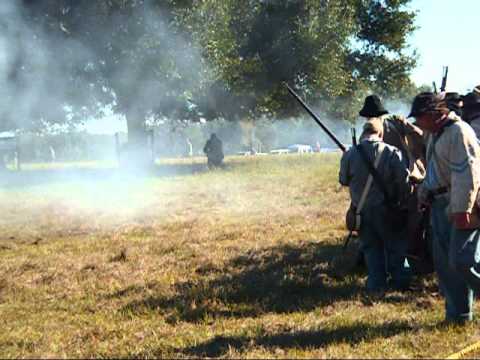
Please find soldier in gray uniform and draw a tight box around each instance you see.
[203,133,224,168]
[359,95,430,273]
[339,118,411,292]
[412,92,480,323]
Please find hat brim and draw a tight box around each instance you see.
[408,107,431,118]
[359,109,389,118]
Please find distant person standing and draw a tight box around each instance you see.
[49,146,56,162]
[186,138,193,157]
[203,133,224,168]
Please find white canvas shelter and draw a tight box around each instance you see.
[0,132,16,152]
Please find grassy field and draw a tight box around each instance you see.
[1,154,479,358]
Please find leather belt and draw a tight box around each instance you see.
[427,186,448,201]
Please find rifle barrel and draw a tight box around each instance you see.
[286,84,346,152]
[440,66,449,92]
[351,127,357,147]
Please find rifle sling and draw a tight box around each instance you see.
[356,143,394,208]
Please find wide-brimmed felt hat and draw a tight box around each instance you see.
[445,92,462,103]
[463,90,480,109]
[359,95,389,118]
[408,92,447,118]
[445,92,463,115]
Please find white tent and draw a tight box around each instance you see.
[0,132,16,152]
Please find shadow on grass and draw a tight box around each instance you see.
[120,241,365,322]
[177,320,414,357]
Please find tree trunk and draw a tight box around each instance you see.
[121,108,153,168]
[0,152,6,171]
[126,112,147,146]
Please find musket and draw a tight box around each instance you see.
[342,126,358,250]
[440,66,448,92]
[342,231,354,251]
[286,84,357,250]
[432,81,438,94]
[351,127,357,146]
[286,84,347,152]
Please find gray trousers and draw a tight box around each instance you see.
[431,196,480,322]
[359,204,411,291]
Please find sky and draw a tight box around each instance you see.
[85,0,479,134]
[408,0,479,93]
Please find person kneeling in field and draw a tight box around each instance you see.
[339,119,411,292]
[412,92,480,323]
[203,133,224,169]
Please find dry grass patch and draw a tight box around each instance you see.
[0,154,479,358]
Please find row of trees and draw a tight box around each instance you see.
[10,116,341,163]
[5,0,421,153]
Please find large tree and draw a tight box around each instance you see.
[3,0,418,147]
[5,0,204,144]
[188,0,417,122]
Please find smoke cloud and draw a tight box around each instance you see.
[0,1,416,235]
[0,1,208,134]
[0,1,96,132]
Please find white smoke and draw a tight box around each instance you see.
[0,1,96,132]
[0,1,352,234]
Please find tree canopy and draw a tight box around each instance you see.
[189,0,418,121]
[1,0,419,137]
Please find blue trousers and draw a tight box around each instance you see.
[359,204,411,291]
[431,196,480,322]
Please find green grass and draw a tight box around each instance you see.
[1,154,479,358]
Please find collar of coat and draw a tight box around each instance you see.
[447,111,462,122]
[359,134,383,143]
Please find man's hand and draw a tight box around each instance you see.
[417,184,431,211]
[451,212,480,229]
[417,193,431,211]
[452,212,470,229]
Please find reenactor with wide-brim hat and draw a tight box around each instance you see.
[411,92,480,323]
[445,92,463,117]
[359,95,431,274]
[360,95,426,184]
[462,87,480,138]
[339,118,411,292]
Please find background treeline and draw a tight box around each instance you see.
[15,116,350,162]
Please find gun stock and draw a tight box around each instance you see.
[286,84,346,152]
